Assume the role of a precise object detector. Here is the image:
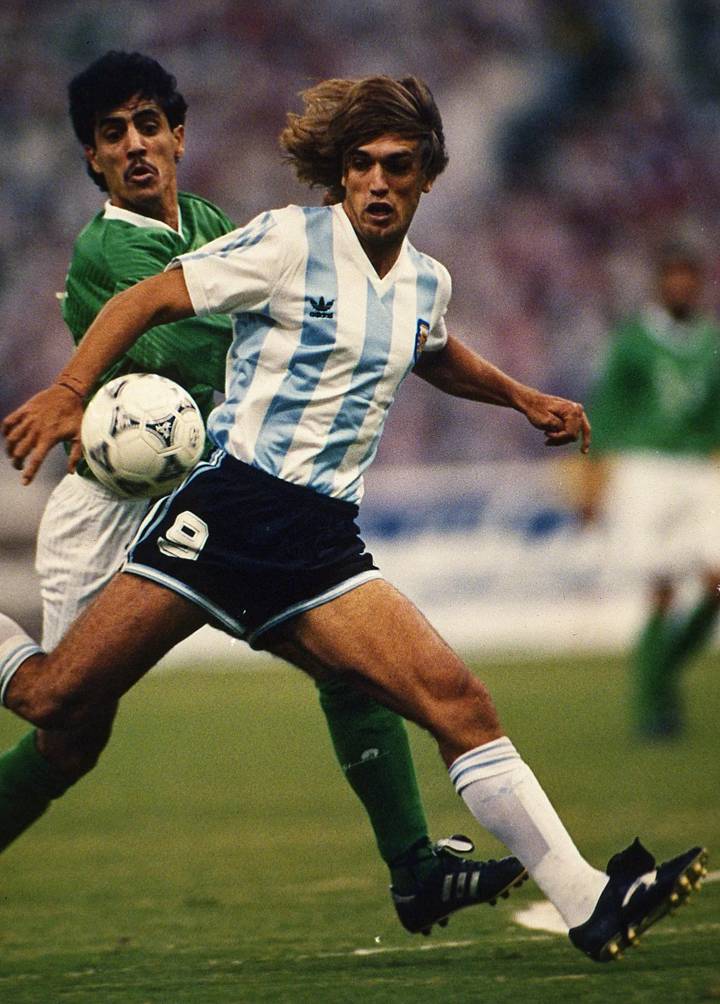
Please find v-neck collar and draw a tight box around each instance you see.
[333,203,408,294]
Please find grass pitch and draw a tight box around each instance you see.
[0,651,717,1003]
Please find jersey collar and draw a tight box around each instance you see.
[333,203,409,292]
[102,200,184,237]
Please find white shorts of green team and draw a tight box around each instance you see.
[35,473,151,650]
[600,451,720,583]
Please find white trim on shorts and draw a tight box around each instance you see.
[247,568,383,646]
[121,561,383,648]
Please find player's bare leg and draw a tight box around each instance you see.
[2,574,206,730]
[266,578,707,958]
[267,579,528,931]
[268,578,502,765]
[35,703,118,777]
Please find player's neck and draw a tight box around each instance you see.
[355,235,404,279]
[110,191,179,231]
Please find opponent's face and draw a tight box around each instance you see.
[341,134,432,274]
[659,263,702,321]
[85,95,184,223]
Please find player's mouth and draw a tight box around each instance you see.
[364,201,394,224]
[125,161,158,184]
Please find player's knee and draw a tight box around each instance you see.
[6,657,94,730]
[49,741,106,780]
[426,669,501,744]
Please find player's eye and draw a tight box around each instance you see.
[383,156,414,175]
[349,154,371,172]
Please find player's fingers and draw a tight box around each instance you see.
[5,425,37,467]
[544,430,576,447]
[67,438,83,473]
[579,413,592,454]
[19,441,51,485]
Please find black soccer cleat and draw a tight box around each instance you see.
[391,835,528,935]
[569,838,709,962]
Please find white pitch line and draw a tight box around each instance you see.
[513,870,719,936]
[296,940,474,961]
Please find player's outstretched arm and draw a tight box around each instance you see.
[414,334,591,453]
[2,269,195,484]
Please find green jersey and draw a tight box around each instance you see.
[590,305,720,456]
[63,191,234,410]
[62,192,234,479]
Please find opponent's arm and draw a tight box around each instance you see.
[3,268,193,484]
[414,333,591,453]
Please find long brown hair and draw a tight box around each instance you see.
[280,76,448,203]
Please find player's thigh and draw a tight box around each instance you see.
[269,579,501,748]
[21,572,207,719]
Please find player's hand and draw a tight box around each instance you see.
[2,384,84,484]
[521,391,591,454]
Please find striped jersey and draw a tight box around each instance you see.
[174,202,451,502]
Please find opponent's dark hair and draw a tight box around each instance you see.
[280,75,448,202]
[69,50,188,191]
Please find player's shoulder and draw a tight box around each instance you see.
[406,240,452,292]
[178,191,234,229]
[234,204,310,252]
[70,210,108,252]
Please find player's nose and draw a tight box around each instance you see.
[125,124,147,153]
[368,163,389,193]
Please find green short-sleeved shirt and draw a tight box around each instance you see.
[62,192,235,478]
[590,306,720,456]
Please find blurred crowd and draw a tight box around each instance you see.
[2,0,720,465]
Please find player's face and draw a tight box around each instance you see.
[659,264,702,321]
[341,134,432,275]
[85,96,185,224]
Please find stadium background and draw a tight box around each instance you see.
[1,6,719,1000]
[2,0,720,657]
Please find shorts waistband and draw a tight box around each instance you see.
[215,451,359,516]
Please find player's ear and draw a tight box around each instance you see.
[173,124,185,163]
[421,175,434,194]
[84,145,100,175]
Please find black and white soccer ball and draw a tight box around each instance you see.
[80,373,205,498]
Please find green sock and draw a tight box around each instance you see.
[633,610,681,737]
[317,677,430,880]
[666,593,720,666]
[0,731,72,851]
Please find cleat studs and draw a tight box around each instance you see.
[670,892,680,905]
[421,928,431,936]
[438,918,449,928]
[607,943,622,960]
[489,899,497,907]
[678,875,690,890]
[627,927,637,942]
[692,862,704,875]
[501,891,509,899]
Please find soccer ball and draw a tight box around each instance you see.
[81,373,205,498]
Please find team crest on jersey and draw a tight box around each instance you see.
[414,318,430,362]
[308,295,335,318]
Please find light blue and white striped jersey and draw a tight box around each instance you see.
[173,202,451,502]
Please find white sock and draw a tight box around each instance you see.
[0,614,43,706]
[449,737,608,928]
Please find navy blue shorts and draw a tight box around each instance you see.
[124,451,380,646]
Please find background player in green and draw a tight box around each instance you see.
[0,50,524,933]
[582,247,720,738]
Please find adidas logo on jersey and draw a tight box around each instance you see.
[309,295,335,318]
